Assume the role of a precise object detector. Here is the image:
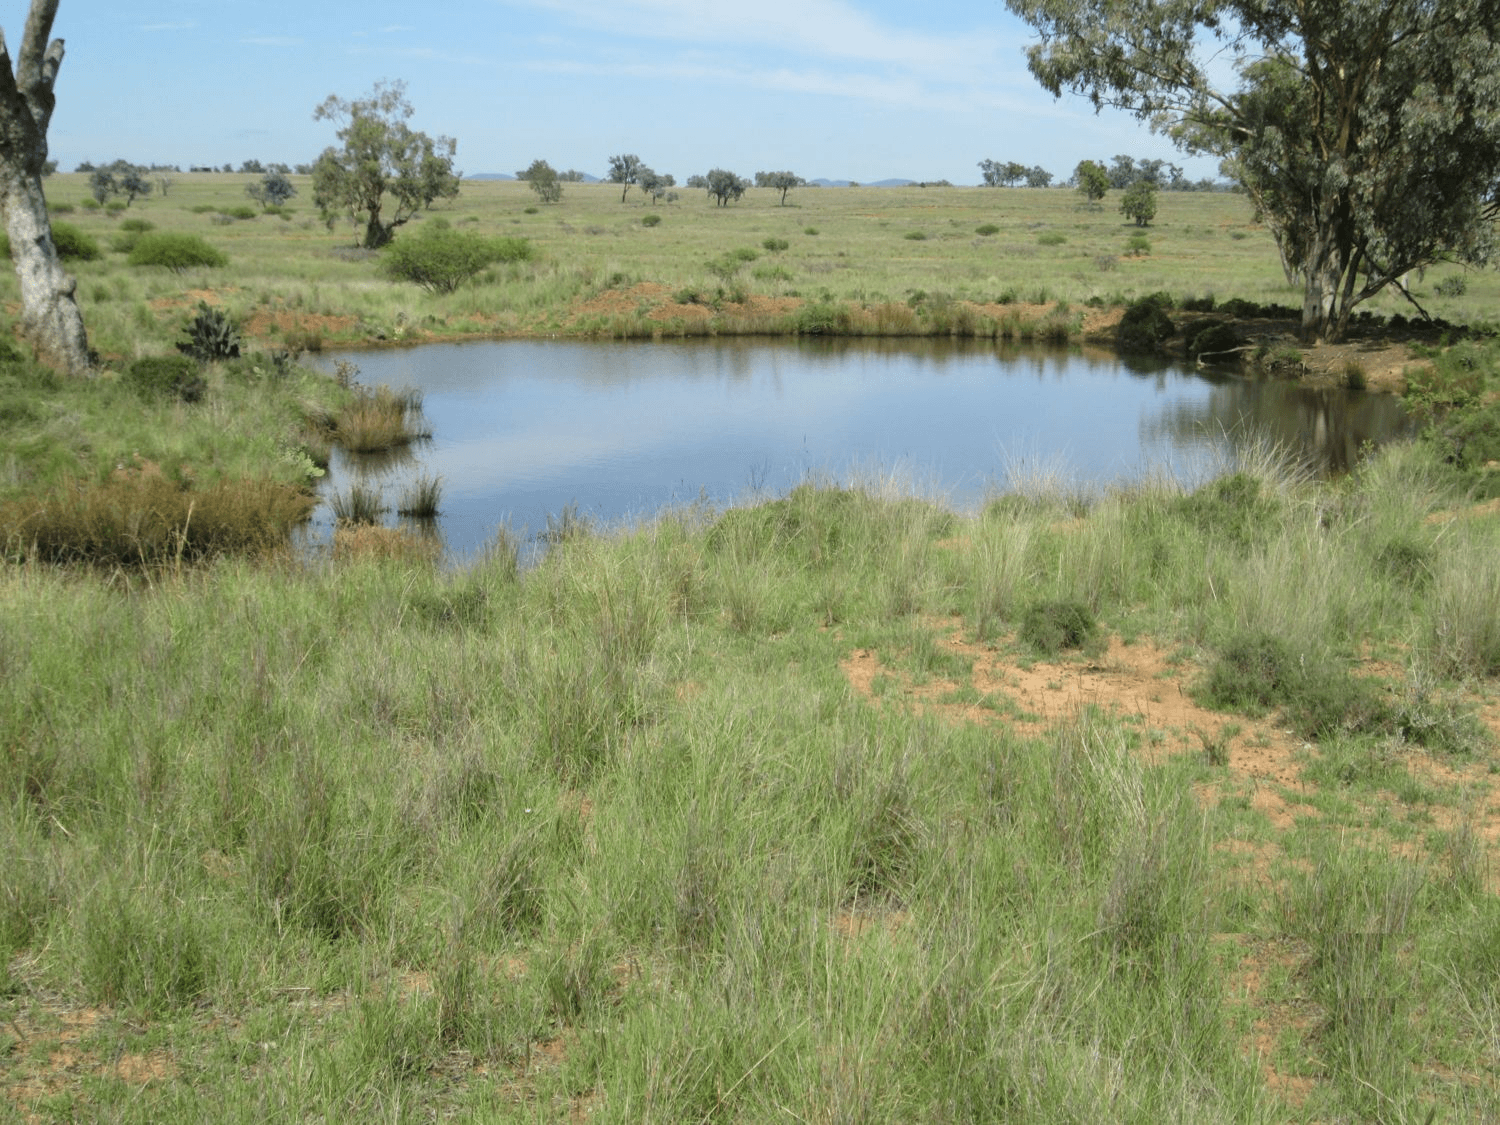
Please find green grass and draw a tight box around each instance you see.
[21,172,1498,362]
[3,436,1500,1120]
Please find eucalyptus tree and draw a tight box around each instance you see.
[0,0,90,375]
[1006,0,1500,341]
[755,170,805,204]
[606,154,643,202]
[705,169,748,207]
[312,80,459,249]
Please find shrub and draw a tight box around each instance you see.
[762,236,789,252]
[48,202,74,214]
[379,223,534,294]
[44,221,100,261]
[1125,232,1151,256]
[1119,180,1158,226]
[119,217,154,234]
[123,355,207,403]
[1186,319,1242,362]
[128,232,227,271]
[641,213,661,228]
[176,302,241,361]
[975,223,1000,236]
[903,231,928,241]
[803,226,819,235]
[1037,231,1067,246]
[1435,275,1468,298]
[1117,291,1175,351]
[1019,599,1097,655]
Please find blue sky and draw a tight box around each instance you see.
[32,0,1219,185]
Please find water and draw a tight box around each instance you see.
[309,338,1411,562]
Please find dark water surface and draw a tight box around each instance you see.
[310,338,1411,562]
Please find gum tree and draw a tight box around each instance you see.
[0,0,90,375]
[607,154,643,202]
[312,80,459,249]
[1006,0,1500,342]
[754,170,805,205]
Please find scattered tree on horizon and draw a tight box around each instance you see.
[1025,165,1054,188]
[246,169,296,210]
[1120,179,1157,226]
[1007,0,1500,342]
[637,166,674,204]
[705,168,748,207]
[606,154,643,202]
[521,158,563,203]
[89,160,151,207]
[0,0,91,375]
[311,79,459,249]
[755,170,805,205]
[1073,159,1109,204]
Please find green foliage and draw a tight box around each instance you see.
[1119,179,1158,226]
[246,170,296,210]
[1171,471,1278,550]
[10,221,103,262]
[123,355,207,403]
[761,236,789,252]
[176,302,242,361]
[641,212,661,228]
[1117,291,1175,351]
[313,79,460,249]
[522,158,563,204]
[1186,319,1242,361]
[975,222,1000,235]
[1018,598,1097,655]
[1007,0,1500,340]
[1037,230,1067,245]
[705,168,748,206]
[1074,159,1109,203]
[379,222,534,293]
[127,232,228,271]
[1125,232,1151,256]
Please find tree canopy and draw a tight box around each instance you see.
[1006,0,1500,341]
[521,158,562,203]
[755,170,805,204]
[606,154,643,203]
[311,80,459,250]
[1073,159,1109,203]
[705,169,748,207]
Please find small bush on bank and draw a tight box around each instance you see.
[1117,292,1175,352]
[1187,319,1242,362]
[379,222,534,293]
[128,232,228,271]
[123,355,207,403]
[333,385,429,452]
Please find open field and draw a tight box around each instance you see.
[5,442,1500,1121]
[22,174,1500,360]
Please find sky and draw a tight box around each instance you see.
[26,0,1222,186]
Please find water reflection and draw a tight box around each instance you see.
[311,338,1411,563]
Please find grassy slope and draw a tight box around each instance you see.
[4,443,1500,1122]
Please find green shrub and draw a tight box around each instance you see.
[1117,291,1175,351]
[22,221,102,262]
[975,223,1000,236]
[761,236,789,252]
[48,202,74,214]
[1171,471,1277,550]
[380,223,534,294]
[1186,319,1242,361]
[119,217,154,234]
[1125,232,1151,256]
[1037,230,1067,246]
[128,232,228,271]
[641,213,661,228]
[803,226,819,235]
[904,231,928,241]
[1018,599,1097,655]
[123,355,207,403]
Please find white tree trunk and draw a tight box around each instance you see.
[0,1,91,376]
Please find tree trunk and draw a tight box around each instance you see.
[0,2,90,376]
[1,166,88,374]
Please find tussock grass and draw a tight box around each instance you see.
[332,384,430,453]
[3,438,1499,1120]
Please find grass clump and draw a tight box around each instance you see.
[1018,598,1098,656]
[332,385,429,453]
[122,354,206,403]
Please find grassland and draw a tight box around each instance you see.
[23,173,1500,358]
[4,440,1500,1122]
[4,172,1500,1122]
